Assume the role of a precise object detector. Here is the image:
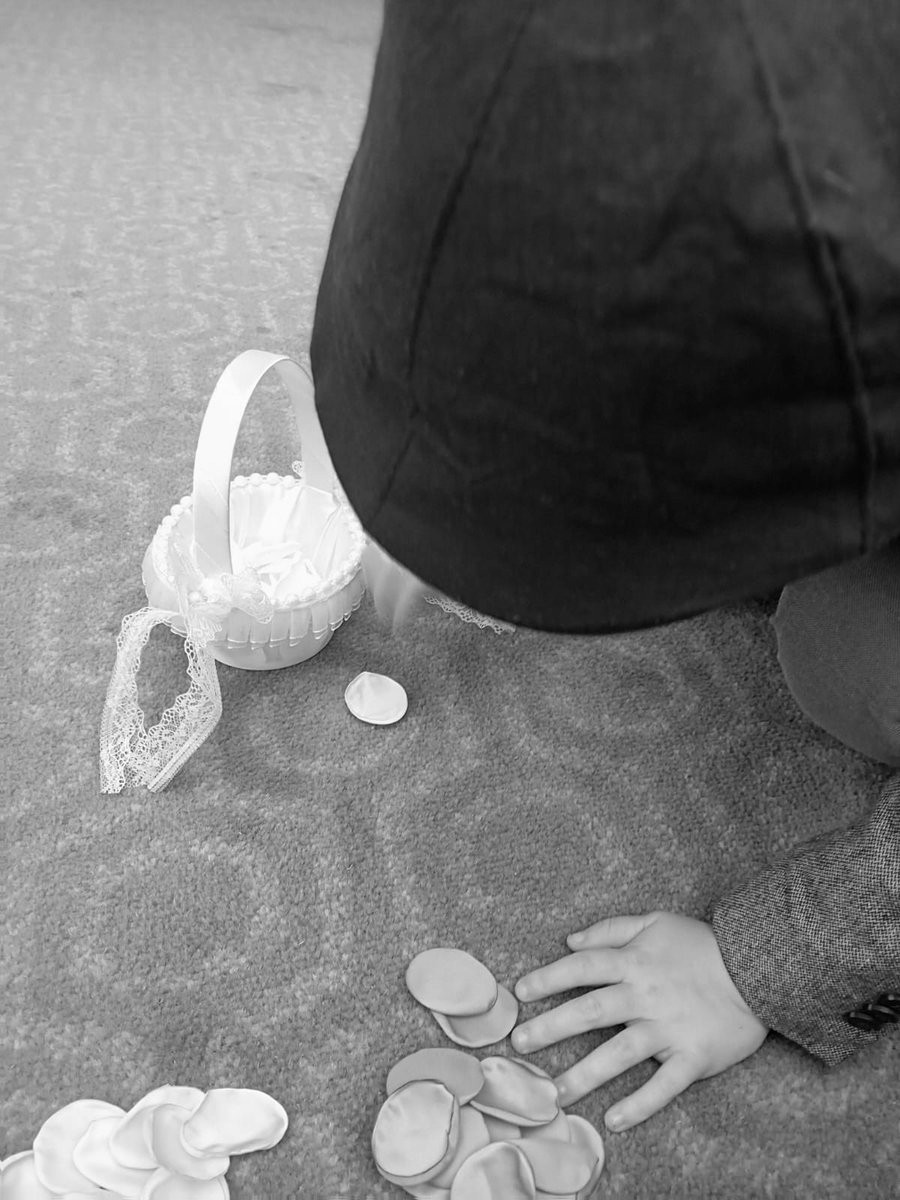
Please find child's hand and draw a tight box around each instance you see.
[361,539,431,631]
[512,912,768,1132]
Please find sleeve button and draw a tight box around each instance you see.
[844,1009,880,1030]
[867,1004,899,1024]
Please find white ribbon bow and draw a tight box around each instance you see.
[99,566,273,794]
[180,567,274,637]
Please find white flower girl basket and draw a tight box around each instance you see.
[100,350,366,793]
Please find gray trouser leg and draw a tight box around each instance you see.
[773,540,900,768]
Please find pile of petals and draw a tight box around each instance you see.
[405,947,520,1047]
[375,947,606,1198]
[0,1085,288,1199]
[372,1052,605,1198]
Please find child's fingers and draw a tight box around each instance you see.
[515,947,624,1003]
[603,1053,700,1132]
[567,913,656,950]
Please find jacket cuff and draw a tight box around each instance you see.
[708,775,900,1066]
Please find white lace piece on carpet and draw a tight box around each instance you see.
[99,607,224,795]
[99,563,273,795]
[423,594,516,634]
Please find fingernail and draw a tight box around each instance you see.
[606,1111,627,1132]
[516,981,532,1001]
[513,1029,531,1051]
[556,1081,570,1101]
[568,931,585,946]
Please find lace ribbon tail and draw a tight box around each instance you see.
[100,607,162,794]
[99,606,223,794]
[145,650,222,793]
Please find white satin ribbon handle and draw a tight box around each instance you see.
[192,351,335,579]
[99,607,223,794]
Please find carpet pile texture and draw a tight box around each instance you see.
[2,2,897,1196]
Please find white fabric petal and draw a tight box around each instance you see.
[110,1088,205,1170]
[134,1087,207,1113]
[448,1142,536,1199]
[73,1116,156,1197]
[33,1100,126,1195]
[430,1106,491,1189]
[432,985,519,1049]
[385,1048,484,1104]
[564,1115,606,1193]
[514,1137,598,1195]
[469,1058,560,1127]
[60,1193,126,1199]
[180,1089,288,1157]
[344,672,408,725]
[139,1167,229,1200]
[372,1081,459,1186]
[150,1106,229,1180]
[0,1150,58,1199]
[108,1108,156,1172]
[405,948,499,1017]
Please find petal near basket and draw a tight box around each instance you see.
[143,471,365,670]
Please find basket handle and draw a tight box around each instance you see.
[191,350,335,579]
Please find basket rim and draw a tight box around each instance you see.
[150,473,366,610]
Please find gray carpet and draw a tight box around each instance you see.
[1,2,898,1197]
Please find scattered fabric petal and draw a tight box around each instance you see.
[372,1081,459,1185]
[59,1193,125,1199]
[449,1141,536,1199]
[432,986,519,1049]
[430,1107,491,1189]
[108,1108,157,1172]
[405,948,499,1017]
[469,1059,560,1127]
[150,1106,229,1180]
[180,1089,289,1157]
[73,1116,155,1197]
[481,1115,522,1142]
[514,1137,597,1194]
[4,1085,284,1199]
[110,1089,204,1172]
[139,1167,230,1200]
[0,1150,58,1199]
[33,1100,126,1195]
[519,1109,571,1144]
[386,1048,484,1105]
[344,671,408,725]
[564,1116,606,1192]
[133,1088,207,1114]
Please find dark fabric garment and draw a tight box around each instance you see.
[310,0,900,634]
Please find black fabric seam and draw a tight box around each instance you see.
[405,1,541,381]
[737,0,876,555]
[366,2,541,529]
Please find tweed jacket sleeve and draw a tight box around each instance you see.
[708,775,900,1065]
